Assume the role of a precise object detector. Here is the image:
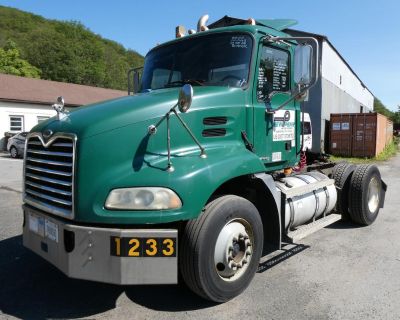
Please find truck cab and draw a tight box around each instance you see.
[22,15,386,303]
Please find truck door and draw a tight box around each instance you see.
[252,43,298,169]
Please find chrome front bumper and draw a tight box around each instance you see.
[22,206,178,285]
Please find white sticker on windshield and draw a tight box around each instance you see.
[230,36,247,48]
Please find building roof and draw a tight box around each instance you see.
[0,73,126,107]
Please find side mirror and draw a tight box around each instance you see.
[133,71,140,93]
[294,44,314,90]
[178,84,193,113]
[127,67,143,95]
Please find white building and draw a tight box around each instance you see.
[287,29,374,154]
[0,74,126,150]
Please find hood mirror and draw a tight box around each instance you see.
[178,84,193,113]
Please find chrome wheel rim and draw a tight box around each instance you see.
[10,148,17,158]
[367,176,380,213]
[214,218,253,282]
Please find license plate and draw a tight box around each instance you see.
[29,214,58,243]
[29,214,45,237]
[110,236,176,257]
[45,219,59,243]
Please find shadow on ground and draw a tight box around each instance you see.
[0,236,123,319]
[324,219,362,230]
[0,236,215,319]
[0,236,311,318]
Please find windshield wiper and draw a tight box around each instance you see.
[164,79,205,88]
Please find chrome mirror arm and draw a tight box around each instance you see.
[149,102,207,172]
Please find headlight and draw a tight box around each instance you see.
[105,187,182,210]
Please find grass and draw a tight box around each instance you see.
[330,137,399,164]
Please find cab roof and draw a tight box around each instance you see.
[208,16,297,31]
[148,16,296,55]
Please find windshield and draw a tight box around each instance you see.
[141,33,253,91]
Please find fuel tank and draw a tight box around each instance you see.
[276,172,337,230]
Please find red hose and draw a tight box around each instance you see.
[294,151,307,172]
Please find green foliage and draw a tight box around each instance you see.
[373,97,400,125]
[375,137,398,161]
[0,6,144,90]
[0,40,41,78]
[374,98,393,118]
[391,105,400,125]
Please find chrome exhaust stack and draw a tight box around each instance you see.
[197,14,209,32]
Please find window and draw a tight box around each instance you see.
[37,116,50,124]
[141,33,253,91]
[151,69,181,89]
[257,46,290,101]
[9,115,24,132]
[208,64,248,84]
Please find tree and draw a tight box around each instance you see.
[0,40,41,78]
[391,105,400,125]
[0,6,144,90]
[374,98,393,118]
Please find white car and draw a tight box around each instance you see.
[7,132,27,158]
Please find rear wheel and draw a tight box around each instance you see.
[332,162,355,219]
[349,165,382,225]
[10,146,18,158]
[180,195,263,302]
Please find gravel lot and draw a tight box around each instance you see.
[1,152,399,320]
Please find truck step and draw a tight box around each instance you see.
[285,213,342,243]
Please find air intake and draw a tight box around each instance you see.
[203,117,227,126]
[202,128,226,137]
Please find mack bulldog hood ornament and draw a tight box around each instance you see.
[52,96,68,120]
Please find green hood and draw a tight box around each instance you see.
[34,86,246,139]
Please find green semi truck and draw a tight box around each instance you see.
[22,15,386,302]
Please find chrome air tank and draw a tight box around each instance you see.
[275,172,337,230]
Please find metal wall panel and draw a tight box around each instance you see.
[321,42,374,110]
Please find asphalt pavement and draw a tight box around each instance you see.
[0,152,399,320]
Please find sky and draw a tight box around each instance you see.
[1,0,399,110]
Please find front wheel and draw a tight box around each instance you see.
[180,195,263,302]
[10,146,18,158]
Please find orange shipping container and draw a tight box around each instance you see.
[386,119,393,144]
[329,113,393,157]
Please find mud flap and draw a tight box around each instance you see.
[380,180,387,208]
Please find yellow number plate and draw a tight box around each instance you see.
[110,237,176,257]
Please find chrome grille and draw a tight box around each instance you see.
[23,133,76,219]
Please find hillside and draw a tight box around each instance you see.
[0,6,144,90]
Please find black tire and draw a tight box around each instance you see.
[349,164,382,225]
[10,146,18,158]
[332,162,355,219]
[180,195,263,303]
